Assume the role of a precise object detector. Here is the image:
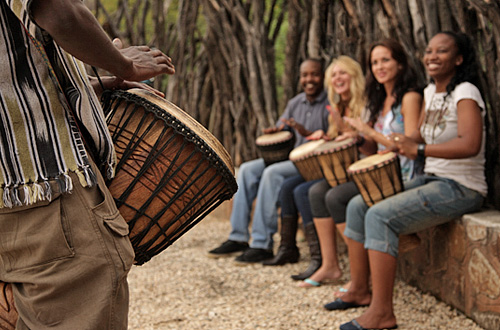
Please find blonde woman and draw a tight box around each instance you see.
[273,57,365,277]
[292,55,367,282]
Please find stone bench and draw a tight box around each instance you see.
[398,209,500,330]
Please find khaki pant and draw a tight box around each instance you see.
[0,166,135,330]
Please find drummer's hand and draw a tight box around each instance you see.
[282,118,308,136]
[390,133,418,159]
[335,131,358,142]
[327,105,341,120]
[327,105,344,129]
[306,130,326,141]
[113,38,175,82]
[91,75,165,98]
[262,124,284,134]
[280,117,295,128]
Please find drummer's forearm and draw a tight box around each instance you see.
[31,0,134,78]
[364,129,395,150]
[300,128,315,137]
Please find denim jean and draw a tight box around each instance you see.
[279,175,319,225]
[228,158,299,249]
[344,175,485,258]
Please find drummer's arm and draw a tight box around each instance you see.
[408,99,427,144]
[30,0,174,82]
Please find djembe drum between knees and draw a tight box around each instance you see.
[102,89,238,265]
[347,152,403,207]
[313,138,358,187]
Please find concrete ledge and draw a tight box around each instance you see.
[398,209,500,330]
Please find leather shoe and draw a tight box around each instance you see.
[234,248,273,264]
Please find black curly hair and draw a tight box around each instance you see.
[365,39,420,124]
[434,31,482,97]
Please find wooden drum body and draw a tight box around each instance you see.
[103,89,238,265]
[289,140,325,181]
[347,152,403,207]
[314,138,358,187]
[256,131,295,166]
[0,282,16,330]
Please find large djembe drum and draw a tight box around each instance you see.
[347,152,403,206]
[102,89,238,265]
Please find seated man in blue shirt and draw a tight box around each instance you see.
[208,58,330,264]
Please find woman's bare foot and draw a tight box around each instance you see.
[333,281,351,297]
[297,266,342,287]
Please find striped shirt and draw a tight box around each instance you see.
[0,0,116,207]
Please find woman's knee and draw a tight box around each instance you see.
[345,195,368,235]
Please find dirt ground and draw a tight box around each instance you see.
[127,204,483,330]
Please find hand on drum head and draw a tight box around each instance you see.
[91,75,165,98]
[113,38,175,82]
[335,131,358,142]
[390,133,418,159]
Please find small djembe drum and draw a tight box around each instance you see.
[289,140,325,181]
[255,131,295,166]
[347,152,403,207]
[313,138,358,187]
[102,89,238,265]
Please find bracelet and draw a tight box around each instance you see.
[417,144,426,161]
[417,144,425,157]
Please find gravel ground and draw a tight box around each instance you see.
[127,209,484,330]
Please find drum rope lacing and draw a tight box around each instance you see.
[102,90,238,195]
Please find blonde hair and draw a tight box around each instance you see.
[324,56,366,138]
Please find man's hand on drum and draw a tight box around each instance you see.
[112,38,175,83]
[89,75,165,98]
[389,133,419,159]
